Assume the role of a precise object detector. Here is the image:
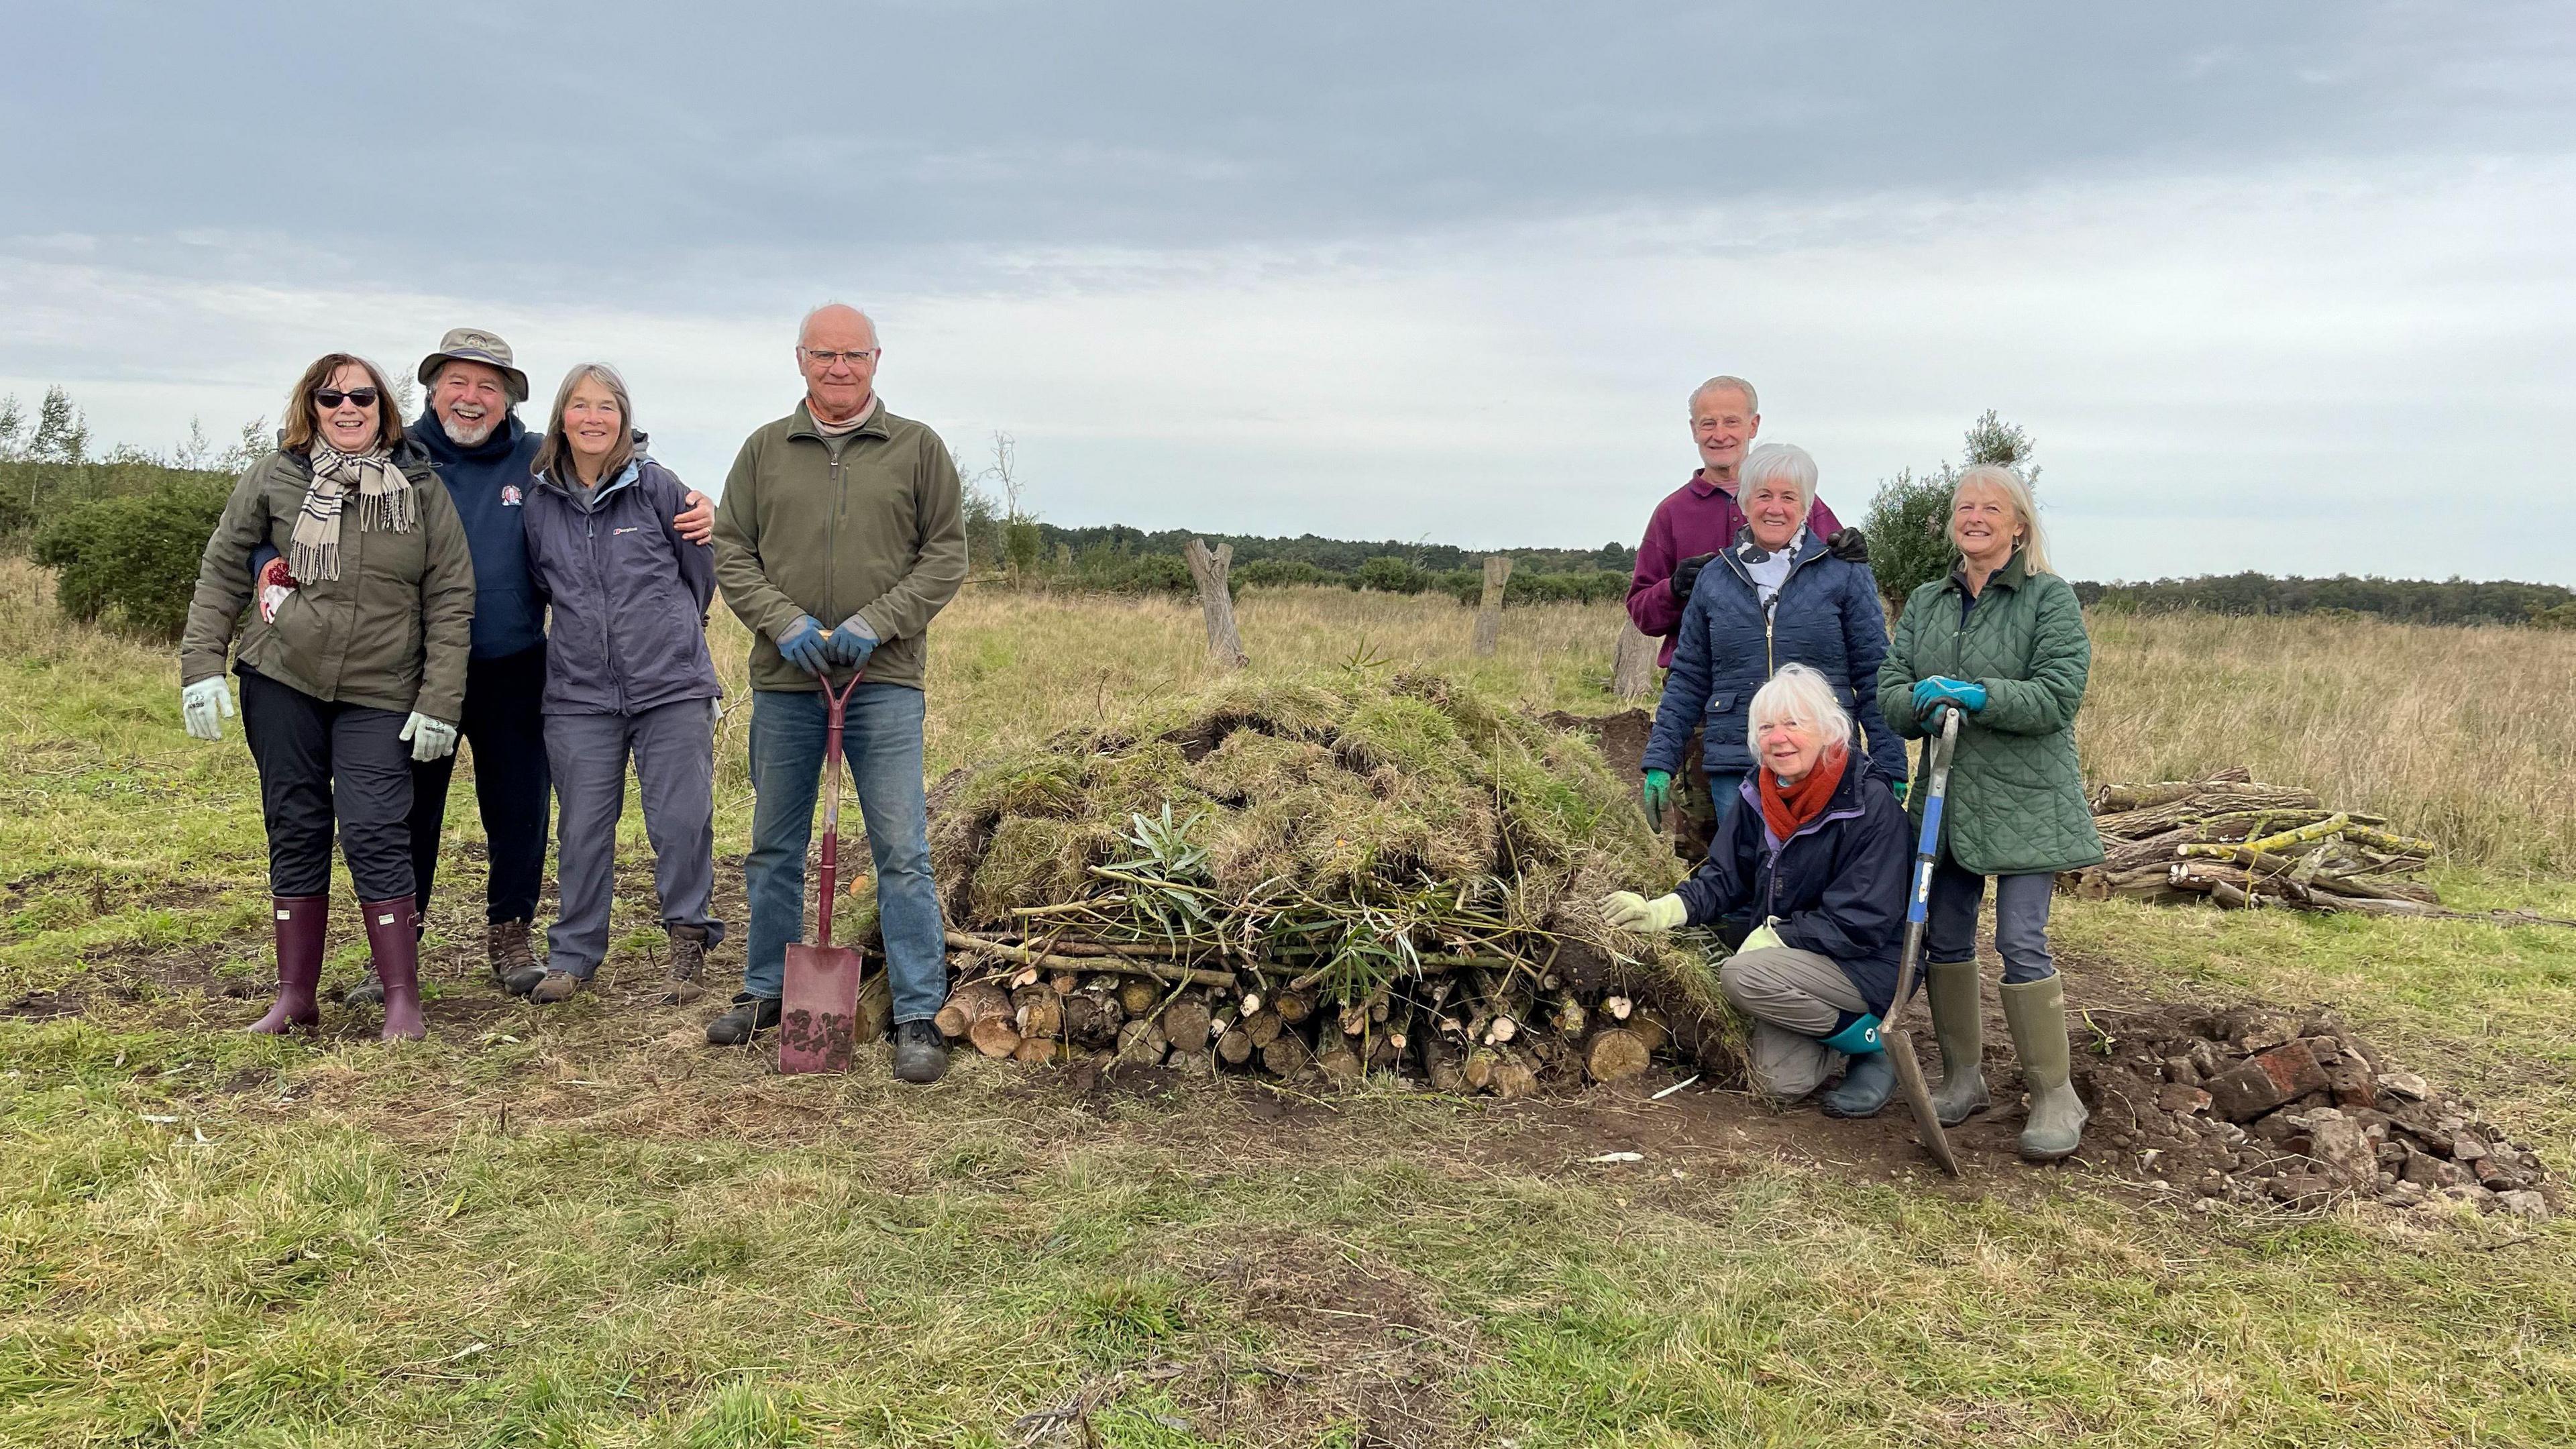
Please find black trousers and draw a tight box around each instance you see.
[409,643,553,924]
[238,667,415,900]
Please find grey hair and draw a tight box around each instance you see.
[1951,464,2055,577]
[1746,662,1854,763]
[798,302,879,348]
[1688,374,1759,416]
[1739,442,1818,519]
[531,362,637,486]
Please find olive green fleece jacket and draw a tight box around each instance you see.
[180,446,477,721]
[1879,550,2106,876]
[712,398,968,692]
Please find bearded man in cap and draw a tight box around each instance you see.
[339,329,714,1004]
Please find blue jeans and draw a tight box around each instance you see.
[1924,853,2057,983]
[743,685,946,1023]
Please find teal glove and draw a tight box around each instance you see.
[1890,777,1909,805]
[824,614,879,668]
[1642,769,1674,832]
[1911,676,1986,720]
[180,678,235,741]
[1603,891,1690,934]
[398,712,459,762]
[776,615,830,676]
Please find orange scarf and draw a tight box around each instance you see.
[1759,745,1848,841]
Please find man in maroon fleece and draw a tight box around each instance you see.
[1623,375,1860,855]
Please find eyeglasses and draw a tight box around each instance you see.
[314,388,380,409]
[800,348,879,368]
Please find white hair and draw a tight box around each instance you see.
[1951,464,2055,577]
[1746,663,1854,762]
[1739,442,1818,519]
[797,302,879,347]
[1688,374,1759,416]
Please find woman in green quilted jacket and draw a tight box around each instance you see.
[1880,464,2104,1161]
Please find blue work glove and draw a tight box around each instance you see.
[824,614,879,668]
[776,615,830,676]
[1910,676,1987,720]
[398,712,458,762]
[1641,769,1674,832]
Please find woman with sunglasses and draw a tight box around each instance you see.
[178,353,477,1041]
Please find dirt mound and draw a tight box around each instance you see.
[2078,1003,2555,1220]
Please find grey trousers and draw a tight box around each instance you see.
[1718,945,1869,1099]
[1925,855,2057,983]
[543,701,723,979]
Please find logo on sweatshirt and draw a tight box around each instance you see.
[500,484,524,506]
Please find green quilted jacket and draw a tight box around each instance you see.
[1880,551,2105,875]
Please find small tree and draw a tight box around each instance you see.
[1862,410,2042,608]
[34,475,230,639]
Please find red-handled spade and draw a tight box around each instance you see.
[780,669,866,1073]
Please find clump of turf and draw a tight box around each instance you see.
[927,669,1739,1061]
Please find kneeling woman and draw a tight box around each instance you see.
[178,352,476,1040]
[522,364,724,1004]
[1603,663,1911,1112]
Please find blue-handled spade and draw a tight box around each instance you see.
[1884,704,1964,1177]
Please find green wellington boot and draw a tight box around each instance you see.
[1925,959,1991,1127]
[1999,975,2088,1161]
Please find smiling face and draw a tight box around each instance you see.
[1950,481,2024,567]
[1741,474,1806,551]
[561,376,624,472]
[797,305,881,422]
[1690,386,1759,480]
[1756,712,1831,785]
[314,363,382,453]
[431,360,512,447]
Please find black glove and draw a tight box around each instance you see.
[1826,527,1870,564]
[1668,552,1718,602]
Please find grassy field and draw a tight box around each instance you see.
[5,557,2575,1446]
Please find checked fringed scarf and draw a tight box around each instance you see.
[288,441,417,583]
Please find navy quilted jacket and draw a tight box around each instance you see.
[1642,531,1907,788]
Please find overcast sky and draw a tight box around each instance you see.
[5,1,2571,582]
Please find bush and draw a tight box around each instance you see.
[1352,556,1427,594]
[1435,567,1627,608]
[33,476,229,639]
[1237,558,1330,589]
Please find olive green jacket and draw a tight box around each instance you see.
[1880,551,2105,875]
[180,447,477,721]
[712,398,967,692]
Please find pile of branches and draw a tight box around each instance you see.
[2068,767,2444,916]
[917,670,1744,1093]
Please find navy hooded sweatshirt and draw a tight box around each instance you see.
[410,409,545,660]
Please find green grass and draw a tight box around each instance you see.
[5,557,2576,1445]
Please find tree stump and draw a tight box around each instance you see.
[1471,555,1513,657]
[1183,538,1248,670]
[1612,618,1657,700]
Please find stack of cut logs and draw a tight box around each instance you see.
[932,930,1670,1095]
[2068,767,2444,917]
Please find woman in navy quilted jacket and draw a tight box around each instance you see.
[1642,443,1906,854]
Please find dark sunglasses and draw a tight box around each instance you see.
[314,387,380,409]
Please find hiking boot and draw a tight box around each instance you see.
[706,994,782,1046]
[1925,959,1992,1126]
[2001,974,2088,1162]
[247,895,329,1034]
[529,969,586,1004]
[488,919,545,996]
[890,1018,949,1085]
[341,977,384,1010]
[362,897,427,1042]
[661,923,709,1006]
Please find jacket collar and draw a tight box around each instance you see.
[1742,749,1878,849]
[787,397,892,443]
[1942,547,2031,597]
[1685,468,1737,500]
[534,455,646,504]
[1716,526,1825,588]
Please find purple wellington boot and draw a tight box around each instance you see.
[363,897,427,1042]
[245,895,329,1034]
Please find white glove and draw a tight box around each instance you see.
[399,712,459,762]
[1603,890,1689,934]
[1739,922,1788,955]
[181,678,235,741]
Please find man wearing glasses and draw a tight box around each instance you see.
[708,304,968,1082]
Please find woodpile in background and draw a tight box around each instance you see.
[2068,767,2448,916]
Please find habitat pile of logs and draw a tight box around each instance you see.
[2067,767,2447,917]
[2078,1003,2555,1220]
[907,672,1743,1094]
